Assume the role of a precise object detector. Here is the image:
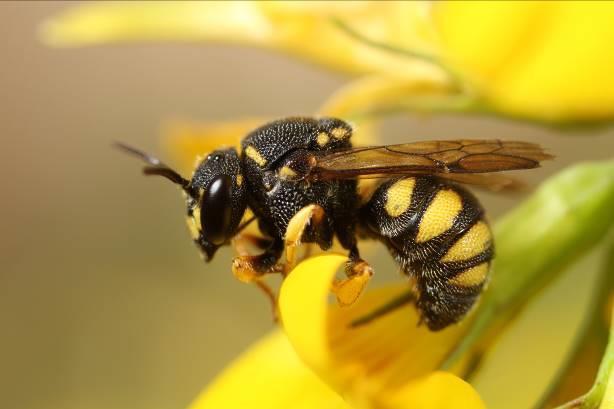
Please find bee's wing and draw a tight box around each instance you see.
[312,140,553,183]
[431,173,528,193]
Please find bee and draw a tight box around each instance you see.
[118,117,552,331]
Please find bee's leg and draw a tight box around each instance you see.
[283,204,328,274]
[254,280,279,322]
[231,238,284,283]
[231,232,273,257]
[232,238,284,321]
[331,245,373,306]
[328,205,374,307]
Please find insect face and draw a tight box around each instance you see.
[187,148,247,261]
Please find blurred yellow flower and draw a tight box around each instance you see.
[42,1,614,124]
[162,118,265,174]
[432,1,614,123]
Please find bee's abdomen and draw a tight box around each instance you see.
[361,176,493,330]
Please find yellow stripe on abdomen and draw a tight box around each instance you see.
[447,262,490,287]
[384,178,415,218]
[416,189,463,243]
[441,221,491,262]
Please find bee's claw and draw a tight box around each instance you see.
[332,259,373,306]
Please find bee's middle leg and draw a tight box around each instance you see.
[284,204,373,305]
[284,204,329,273]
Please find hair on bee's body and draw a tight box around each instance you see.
[119,117,552,331]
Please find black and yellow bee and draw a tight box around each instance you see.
[119,117,552,331]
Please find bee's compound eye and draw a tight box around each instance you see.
[200,175,233,245]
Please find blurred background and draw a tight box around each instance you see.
[1,2,613,409]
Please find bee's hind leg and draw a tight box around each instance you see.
[332,245,373,307]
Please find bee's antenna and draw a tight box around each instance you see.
[115,142,190,189]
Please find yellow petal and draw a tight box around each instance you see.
[42,1,446,80]
[433,1,614,122]
[318,75,454,120]
[41,2,273,47]
[382,371,486,409]
[162,118,264,174]
[279,254,485,408]
[189,330,351,409]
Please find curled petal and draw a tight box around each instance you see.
[279,254,485,408]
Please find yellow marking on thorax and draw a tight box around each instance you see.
[384,178,415,217]
[236,174,243,187]
[317,132,330,147]
[279,165,298,179]
[331,127,350,140]
[416,189,463,243]
[245,145,267,167]
[441,221,491,262]
[447,262,489,287]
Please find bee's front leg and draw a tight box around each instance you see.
[231,238,284,320]
[232,231,274,257]
[231,238,284,282]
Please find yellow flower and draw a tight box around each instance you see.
[41,1,614,123]
[432,1,614,123]
[192,255,485,409]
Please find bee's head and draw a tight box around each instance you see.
[116,143,247,261]
[186,148,247,260]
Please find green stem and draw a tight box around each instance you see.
[536,239,614,408]
[556,304,614,409]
